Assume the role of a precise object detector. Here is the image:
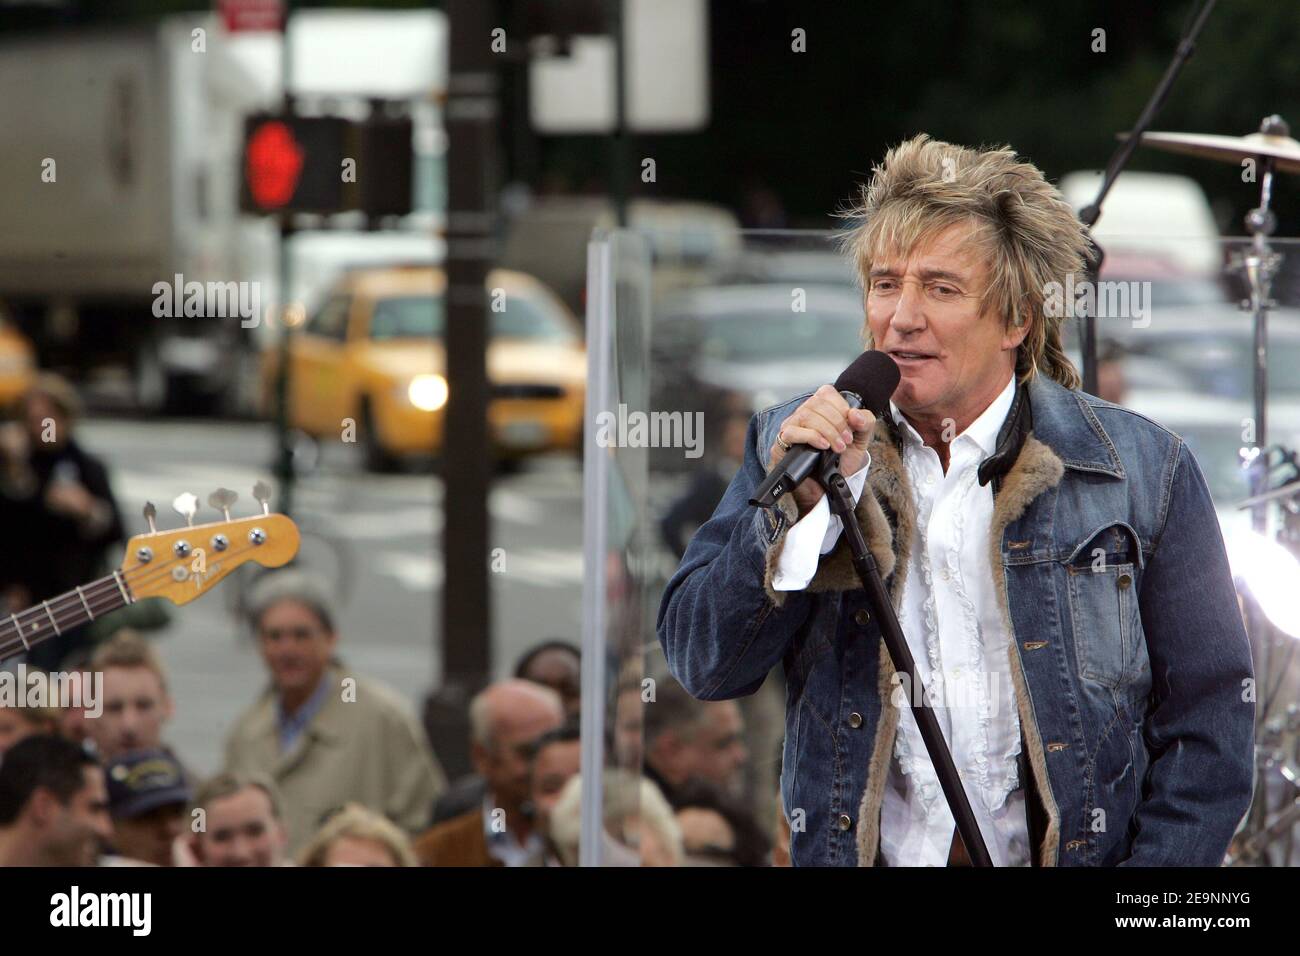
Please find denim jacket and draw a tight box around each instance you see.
[656,373,1255,866]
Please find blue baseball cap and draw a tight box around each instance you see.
[104,749,191,819]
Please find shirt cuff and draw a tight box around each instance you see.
[770,453,871,591]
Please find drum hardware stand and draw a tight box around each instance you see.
[1225,121,1294,860]
[1228,115,1288,535]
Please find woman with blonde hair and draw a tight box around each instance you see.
[298,803,418,867]
[548,770,683,867]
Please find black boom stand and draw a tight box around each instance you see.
[1074,0,1219,393]
[814,452,994,867]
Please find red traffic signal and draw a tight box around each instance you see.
[245,120,304,208]
[240,112,413,217]
[240,114,348,215]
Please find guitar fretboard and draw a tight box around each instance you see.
[0,572,135,664]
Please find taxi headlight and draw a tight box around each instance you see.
[408,374,448,411]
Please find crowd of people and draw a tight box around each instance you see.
[0,602,780,866]
[0,374,781,867]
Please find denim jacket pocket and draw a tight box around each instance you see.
[1067,557,1140,688]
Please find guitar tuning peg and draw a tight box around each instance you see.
[208,488,238,521]
[252,480,272,516]
[143,501,157,534]
[172,492,199,527]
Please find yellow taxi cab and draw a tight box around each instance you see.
[267,265,586,470]
[0,317,36,408]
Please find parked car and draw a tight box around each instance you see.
[711,246,860,289]
[1053,244,1300,404]
[263,266,585,470]
[1059,170,1223,276]
[1078,252,1300,401]
[501,196,743,318]
[649,282,865,471]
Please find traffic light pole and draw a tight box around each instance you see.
[608,0,627,227]
[273,214,296,520]
[423,0,498,779]
[272,0,296,520]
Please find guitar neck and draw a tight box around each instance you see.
[0,572,135,665]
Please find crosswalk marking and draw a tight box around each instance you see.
[374,547,584,591]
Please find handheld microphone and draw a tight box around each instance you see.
[748,350,900,509]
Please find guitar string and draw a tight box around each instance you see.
[0,540,267,661]
[0,577,127,661]
[35,536,271,624]
[0,558,221,661]
[0,537,274,662]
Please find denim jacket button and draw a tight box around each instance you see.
[848,711,863,729]
[1117,573,1132,589]
[854,609,871,626]
[838,814,853,831]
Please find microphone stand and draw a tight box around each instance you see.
[814,451,994,867]
[1075,0,1219,394]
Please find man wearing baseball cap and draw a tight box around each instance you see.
[103,749,191,867]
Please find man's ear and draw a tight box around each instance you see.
[27,787,59,828]
[470,740,491,776]
[1002,308,1032,352]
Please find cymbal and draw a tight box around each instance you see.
[1122,129,1300,175]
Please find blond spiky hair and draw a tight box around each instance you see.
[836,133,1089,390]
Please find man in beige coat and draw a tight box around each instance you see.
[223,570,446,852]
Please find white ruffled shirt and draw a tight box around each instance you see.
[772,374,1030,866]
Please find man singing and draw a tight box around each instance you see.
[656,134,1255,866]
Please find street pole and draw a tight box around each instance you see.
[608,0,627,227]
[272,0,296,519]
[424,0,497,778]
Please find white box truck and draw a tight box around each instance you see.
[0,9,447,414]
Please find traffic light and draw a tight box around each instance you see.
[240,112,414,216]
[240,114,349,214]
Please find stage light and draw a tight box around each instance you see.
[1227,527,1300,640]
